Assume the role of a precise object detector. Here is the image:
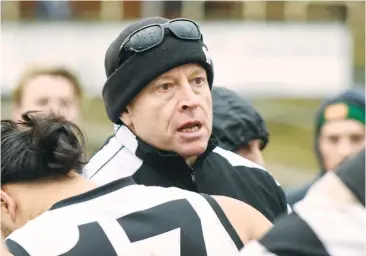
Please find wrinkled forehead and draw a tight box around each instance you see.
[320,119,365,137]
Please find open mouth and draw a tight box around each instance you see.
[178,121,202,133]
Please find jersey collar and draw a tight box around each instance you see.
[49,176,135,210]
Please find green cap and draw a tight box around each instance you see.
[319,102,365,127]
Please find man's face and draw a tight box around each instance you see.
[235,139,265,166]
[121,64,212,159]
[13,75,81,124]
[319,119,365,171]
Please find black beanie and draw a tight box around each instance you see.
[103,17,214,124]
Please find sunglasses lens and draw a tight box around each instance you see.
[170,20,201,39]
[118,20,202,68]
[129,25,163,51]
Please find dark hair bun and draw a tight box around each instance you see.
[20,111,85,176]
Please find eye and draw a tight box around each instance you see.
[191,77,205,86]
[157,83,173,92]
[350,134,364,144]
[37,98,48,106]
[328,135,339,144]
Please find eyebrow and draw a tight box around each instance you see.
[156,68,206,81]
[189,69,206,77]
[156,74,175,81]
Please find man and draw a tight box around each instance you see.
[286,89,365,206]
[1,112,272,255]
[83,17,288,221]
[241,148,365,256]
[211,86,269,166]
[12,66,83,125]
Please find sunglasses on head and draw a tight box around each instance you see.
[115,18,203,71]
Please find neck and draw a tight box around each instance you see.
[15,173,97,221]
[185,156,198,167]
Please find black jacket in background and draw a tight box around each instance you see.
[211,86,269,151]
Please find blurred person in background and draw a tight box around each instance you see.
[211,86,269,166]
[83,16,288,222]
[286,89,365,206]
[11,66,83,125]
[1,112,272,255]
[241,148,365,256]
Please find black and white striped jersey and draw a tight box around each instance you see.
[5,177,243,256]
[241,199,365,256]
[241,150,366,256]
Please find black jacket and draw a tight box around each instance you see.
[83,125,288,222]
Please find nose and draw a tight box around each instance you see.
[177,82,200,112]
[337,139,353,159]
[47,102,62,114]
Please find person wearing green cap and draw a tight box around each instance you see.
[286,89,365,206]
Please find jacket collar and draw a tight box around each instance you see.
[114,125,218,170]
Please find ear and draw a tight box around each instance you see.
[0,190,16,222]
[119,106,133,127]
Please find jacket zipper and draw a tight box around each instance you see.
[191,172,196,184]
[190,168,199,192]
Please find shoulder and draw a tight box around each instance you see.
[212,147,266,170]
[213,195,269,225]
[211,147,280,185]
[83,135,123,173]
[5,214,76,255]
[253,197,366,256]
[255,211,323,255]
[211,147,288,216]
[83,135,142,185]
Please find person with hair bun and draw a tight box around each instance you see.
[1,112,272,256]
